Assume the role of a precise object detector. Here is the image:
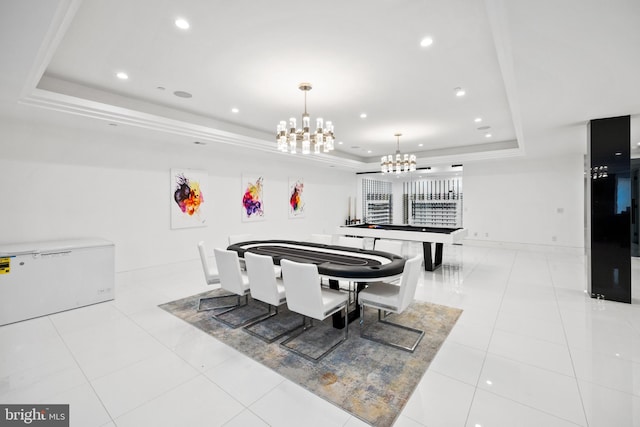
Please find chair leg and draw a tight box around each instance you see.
[243,305,304,343]
[197,292,241,312]
[329,280,355,305]
[359,304,425,353]
[348,282,355,305]
[343,305,349,341]
[280,308,349,363]
[211,295,269,329]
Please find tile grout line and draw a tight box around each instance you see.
[116,273,371,425]
[546,253,590,427]
[45,315,117,426]
[461,247,517,427]
[112,292,288,423]
[432,362,585,426]
[50,290,225,424]
[459,250,585,420]
[109,305,250,422]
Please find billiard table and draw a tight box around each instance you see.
[337,223,468,271]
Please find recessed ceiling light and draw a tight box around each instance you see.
[615,152,622,156]
[485,133,492,138]
[474,117,482,123]
[486,380,492,385]
[116,72,128,80]
[175,18,190,30]
[418,143,423,147]
[173,90,192,98]
[637,142,640,146]
[231,108,239,113]
[367,150,372,154]
[338,141,343,145]
[360,113,367,119]
[454,87,466,97]
[420,37,433,47]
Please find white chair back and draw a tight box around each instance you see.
[280,259,324,320]
[309,234,333,245]
[396,255,423,312]
[374,239,404,257]
[214,248,248,295]
[228,234,253,245]
[245,252,282,306]
[337,236,363,249]
[197,241,219,284]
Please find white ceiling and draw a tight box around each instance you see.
[1,0,639,171]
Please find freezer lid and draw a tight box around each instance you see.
[0,238,114,256]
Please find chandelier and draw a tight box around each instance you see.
[276,83,335,154]
[381,133,416,174]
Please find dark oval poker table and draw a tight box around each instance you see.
[227,240,405,281]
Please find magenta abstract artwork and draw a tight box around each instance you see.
[288,177,305,218]
[170,169,207,229]
[241,175,265,221]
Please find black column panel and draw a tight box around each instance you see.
[588,115,631,303]
[630,159,640,257]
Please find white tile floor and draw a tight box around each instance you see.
[3,243,640,426]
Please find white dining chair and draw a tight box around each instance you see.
[309,234,333,245]
[336,235,364,249]
[227,234,253,270]
[211,248,265,328]
[335,235,365,300]
[358,255,425,352]
[243,252,300,342]
[374,239,404,257]
[372,239,405,284]
[280,259,349,362]
[228,234,253,245]
[196,241,221,311]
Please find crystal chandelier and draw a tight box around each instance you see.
[381,133,416,174]
[276,83,335,154]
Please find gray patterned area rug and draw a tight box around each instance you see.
[159,289,462,427]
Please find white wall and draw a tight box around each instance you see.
[0,115,586,273]
[463,154,584,248]
[0,119,357,272]
[353,158,584,250]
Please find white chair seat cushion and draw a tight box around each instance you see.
[203,268,220,285]
[240,276,251,294]
[359,282,401,312]
[274,278,286,304]
[320,288,349,318]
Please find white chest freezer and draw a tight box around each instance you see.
[0,238,115,326]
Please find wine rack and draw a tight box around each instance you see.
[411,199,462,227]
[363,178,392,224]
[403,177,463,227]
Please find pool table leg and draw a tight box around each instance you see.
[422,242,443,271]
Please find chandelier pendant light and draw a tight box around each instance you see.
[381,133,416,174]
[277,83,335,154]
